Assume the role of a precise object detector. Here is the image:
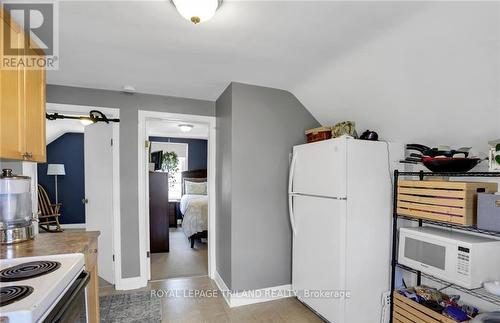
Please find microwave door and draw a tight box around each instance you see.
[399,234,456,283]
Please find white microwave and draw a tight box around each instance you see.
[399,226,500,289]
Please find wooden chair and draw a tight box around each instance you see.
[37,184,63,232]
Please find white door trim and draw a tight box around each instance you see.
[46,103,122,288]
[138,110,216,286]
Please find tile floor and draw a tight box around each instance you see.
[99,276,324,323]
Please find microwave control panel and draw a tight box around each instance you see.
[456,246,470,276]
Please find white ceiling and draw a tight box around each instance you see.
[47,1,499,152]
[46,119,85,144]
[147,119,209,139]
[47,1,429,101]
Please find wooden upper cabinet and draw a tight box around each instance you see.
[0,10,25,161]
[0,9,46,162]
[23,48,46,162]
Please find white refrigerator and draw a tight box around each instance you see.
[289,137,392,323]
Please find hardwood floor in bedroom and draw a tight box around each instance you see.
[150,227,208,281]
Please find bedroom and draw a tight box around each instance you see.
[146,118,210,281]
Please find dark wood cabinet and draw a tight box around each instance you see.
[149,172,169,253]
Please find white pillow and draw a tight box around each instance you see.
[185,181,207,195]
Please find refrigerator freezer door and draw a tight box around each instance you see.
[292,195,346,322]
[291,139,346,198]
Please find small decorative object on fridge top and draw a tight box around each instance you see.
[305,126,332,143]
[331,121,357,138]
[359,130,379,141]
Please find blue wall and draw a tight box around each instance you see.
[38,133,85,224]
[149,137,208,170]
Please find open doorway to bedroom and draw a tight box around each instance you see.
[138,111,215,282]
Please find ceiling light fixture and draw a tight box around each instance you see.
[172,0,222,24]
[122,85,136,94]
[178,124,194,132]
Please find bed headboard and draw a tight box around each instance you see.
[181,169,207,195]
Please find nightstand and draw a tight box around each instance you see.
[168,200,180,227]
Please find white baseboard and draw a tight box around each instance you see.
[60,223,86,230]
[213,271,293,308]
[213,270,231,306]
[230,284,293,307]
[115,276,147,290]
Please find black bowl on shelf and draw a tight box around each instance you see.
[422,157,481,173]
[422,149,469,158]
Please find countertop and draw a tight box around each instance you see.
[0,231,100,259]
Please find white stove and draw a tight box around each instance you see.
[0,253,86,323]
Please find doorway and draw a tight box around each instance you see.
[138,111,216,283]
[43,103,121,286]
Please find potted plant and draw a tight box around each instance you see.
[162,151,179,187]
[488,140,500,171]
[496,144,500,165]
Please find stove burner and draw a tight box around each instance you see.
[0,286,34,306]
[0,261,61,282]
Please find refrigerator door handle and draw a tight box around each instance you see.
[288,151,297,194]
[289,194,297,235]
[288,151,298,235]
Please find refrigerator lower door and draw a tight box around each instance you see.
[292,195,346,323]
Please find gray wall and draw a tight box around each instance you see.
[47,85,215,278]
[47,82,318,286]
[215,84,233,288]
[216,82,320,291]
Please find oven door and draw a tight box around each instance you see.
[42,271,90,323]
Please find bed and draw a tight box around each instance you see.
[180,169,208,248]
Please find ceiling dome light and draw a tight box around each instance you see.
[178,124,194,132]
[172,0,220,24]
